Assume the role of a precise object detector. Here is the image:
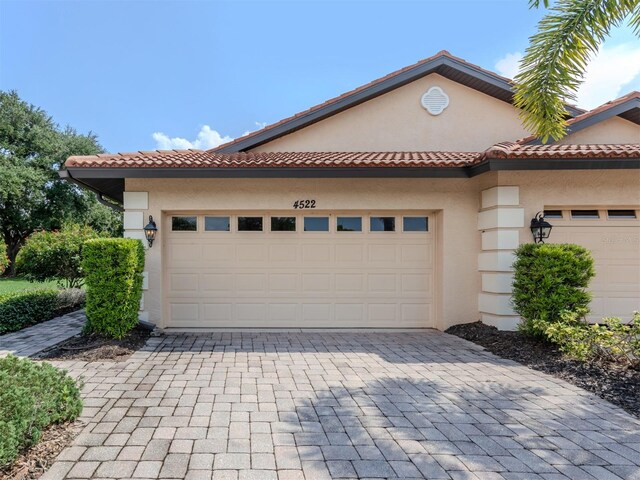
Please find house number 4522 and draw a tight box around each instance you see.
[293,200,316,209]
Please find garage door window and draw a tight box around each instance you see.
[304,217,329,232]
[370,217,395,232]
[238,217,263,231]
[571,210,599,219]
[608,210,637,219]
[337,217,362,232]
[172,216,198,231]
[271,217,296,231]
[403,217,429,232]
[205,216,230,231]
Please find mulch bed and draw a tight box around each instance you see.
[36,325,151,362]
[0,422,82,480]
[446,321,640,418]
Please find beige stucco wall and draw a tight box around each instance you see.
[126,177,484,330]
[250,74,531,152]
[558,116,640,144]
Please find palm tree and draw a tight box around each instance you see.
[514,0,640,142]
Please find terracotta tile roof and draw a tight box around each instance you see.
[485,142,640,159]
[517,91,640,144]
[210,50,515,153]
[65,150,482,169]
[65,143,640,170]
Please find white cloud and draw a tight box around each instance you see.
[152,125,232,150]
[152,122,268,150]
[495,42,640,109]
[495,52,522,79]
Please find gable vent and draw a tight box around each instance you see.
[421,86,449,115]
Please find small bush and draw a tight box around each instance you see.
[0,243,8,275]
[0,289,85,335]
[82,238,145,339]
[512,243,595,337]
[15,224,99,289]
[540,310,640,367]
[0,355,82,466]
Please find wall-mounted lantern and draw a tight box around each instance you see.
[144,215,157,248]
[530,211,552,244]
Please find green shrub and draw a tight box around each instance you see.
[15,224,99,289]
[0,243,8,275]
[82,238,145,339]
[0,355,82,466]
[0,289,85,335]
[542,310,640,366]
[512,243,595,337]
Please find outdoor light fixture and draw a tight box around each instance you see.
[143,215,157,247]
[530,211,552,244]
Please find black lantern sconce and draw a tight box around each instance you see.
[530,211,552,244]
[143,215,157,247]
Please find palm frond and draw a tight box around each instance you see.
[514,0,639,142]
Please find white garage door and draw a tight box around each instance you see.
[164,211,435,328]
[546,208,640,322]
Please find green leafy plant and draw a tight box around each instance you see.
[0,290,58,335]
[542,310,640,366]
[0,355,82,466]
[15,224,99,288]
[512,243,595,337]
[0,243,8,275]
[82,238,145,339]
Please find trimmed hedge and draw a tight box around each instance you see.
[82,238,145,339]
[0,289,85,335]
[512,243,595,337]
[0,355,82,466]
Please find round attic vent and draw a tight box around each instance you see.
[421,86,449,115]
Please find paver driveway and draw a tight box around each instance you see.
[44,331,640,480]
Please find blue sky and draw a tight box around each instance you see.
[2,0,639,153]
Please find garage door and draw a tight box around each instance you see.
[164,211,435,328]
[545,208,640,322]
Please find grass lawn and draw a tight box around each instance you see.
[0,278,59,295]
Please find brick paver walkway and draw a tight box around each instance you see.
[45,331,640,479]
[0,310,86,358]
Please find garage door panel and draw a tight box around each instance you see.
[551,221,639,322]
[166,211,435,328]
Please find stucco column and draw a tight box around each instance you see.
[477,186,523,330]
[123,191,150,323]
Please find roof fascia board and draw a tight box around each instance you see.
[482,157,640,171]
[524,98,640,145]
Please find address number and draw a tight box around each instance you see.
[293,200,316,209]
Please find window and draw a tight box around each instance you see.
[571,210,599,219]
[238,217,263,231]
[543,210,563,219]
[205,216,230,231]
[403,217,429,232]
[337,217,362,232]
[608,209,637,219]
[304,217,329,232]
[271,217,296,231]
[172,216,197,231]
[370,216,395,232]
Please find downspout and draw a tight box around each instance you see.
[58,169,124,212]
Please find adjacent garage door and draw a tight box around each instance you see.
[164,211,435,328]
[546,208,640,322]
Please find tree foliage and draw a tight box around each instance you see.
[0,90,122,274]
[15,224,100,288]
[514,0,640,142]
